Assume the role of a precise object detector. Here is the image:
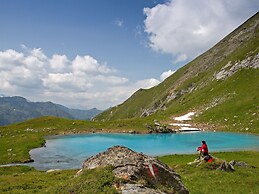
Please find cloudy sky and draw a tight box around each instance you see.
[0,0,258,110]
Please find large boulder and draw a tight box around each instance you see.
[81,145,189,194]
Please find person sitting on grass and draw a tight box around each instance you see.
[187,141,212,165]
[197,140,209,159]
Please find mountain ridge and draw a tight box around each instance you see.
[0,96,102,126]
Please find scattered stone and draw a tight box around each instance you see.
[75,169,83,177]
[217,161,234,172]
[229,160,248,167]
[121,183,166,194]
[145,122,174,134]
[128,130,136,134]
[188,157,250,172]
[25,128,38,132]
[23,158,34,163]
[46,169,61,173]
[154,121,160,126]
[25,128,34,132]
[81,146,189,194]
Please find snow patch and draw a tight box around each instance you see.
[169,123,191,127]
[170,112,201,132]
[174,112,196,121]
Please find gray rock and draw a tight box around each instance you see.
[145,122,174,134]
[121,184,165,194]
[81,145,189,194]
[46,169,61,173]
[229,160,248,167]
[215,54,259,80]
[216,161,234,172]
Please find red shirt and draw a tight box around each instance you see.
[198,143,208,154]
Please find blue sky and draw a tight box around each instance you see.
[1,0,171,80]
[0,0,258,109]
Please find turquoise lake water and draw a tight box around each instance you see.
[29,132,259,170]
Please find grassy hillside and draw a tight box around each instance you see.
[95,12,259,133]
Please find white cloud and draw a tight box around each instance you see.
[72,55,114,75]
[24,48,48,69]
[160,70,175,81]
[0,46,164,109]
[94,75,128,85]
[0,49,24,69]
[42,73,92,92]
[144,0,259,63]
[135,78,160,89]
[49,54,70,72]
[173,54,187,64]
[115,19,124,27]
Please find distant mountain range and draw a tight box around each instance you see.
[0,96,102,126]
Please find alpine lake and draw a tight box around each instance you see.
[27,132,259,170]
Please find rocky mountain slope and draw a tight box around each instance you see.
[0,96,102,126]
[95,12,259,133]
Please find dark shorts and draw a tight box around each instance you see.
[203,152,208,156]
[203,154,212,162]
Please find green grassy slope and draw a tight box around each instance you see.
[95,12,259,133]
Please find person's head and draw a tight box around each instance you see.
[202,140,206,144]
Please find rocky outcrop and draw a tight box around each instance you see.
[81,146,189,194]
[146,121,175,133]
[215,54,259,80]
